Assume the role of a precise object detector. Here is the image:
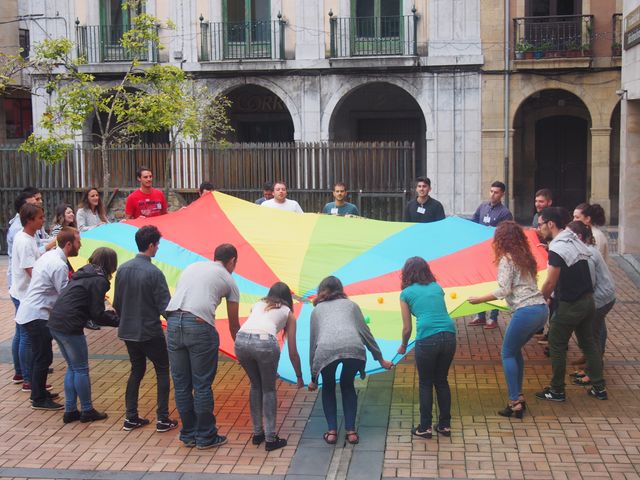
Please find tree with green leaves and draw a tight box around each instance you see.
[0,52,30,93]
[20,0,231,196]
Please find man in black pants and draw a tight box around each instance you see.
[16,227,81,410]
[114,225,177,432]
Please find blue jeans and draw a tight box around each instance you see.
[320,358,365,432]
[166,313,219,445]
[501,303,549,401]
[50,329,93,412]
[11,297,32,382]
[478,309,499,322]
[235,332,281,441]
[415,331,456,429]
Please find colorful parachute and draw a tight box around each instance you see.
[73,191,548,383]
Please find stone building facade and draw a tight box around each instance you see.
[620,0,640,253]
[23,0,484,216]
[481,0,623,223]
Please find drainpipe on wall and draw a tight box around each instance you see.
[503,0,511,208]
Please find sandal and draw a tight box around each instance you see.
[411,426,432,439]
[346,431,359,444]
[323,431,337,445]
[569,370,586,379]
[435,425,451,437]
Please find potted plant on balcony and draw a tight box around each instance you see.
[540,41,555,58]
[515,40,533,60]
[581,43,593,57]
[565,40,582,58]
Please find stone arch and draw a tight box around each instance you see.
[320,78,433,142]
[208,78,302,141]
[512,88,592,220]
[81,86,170,144]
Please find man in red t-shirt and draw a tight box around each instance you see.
[125,167,168,219]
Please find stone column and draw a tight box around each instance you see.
[619,100,640,254]
[589,126,612,221]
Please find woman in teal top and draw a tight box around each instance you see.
[397,257,456,439]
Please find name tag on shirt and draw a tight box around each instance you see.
[483,215,491,224]
[417,207,426,215]
[331,208,339,215]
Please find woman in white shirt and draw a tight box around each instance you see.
[76,188,108,232]
[234,282,303,452]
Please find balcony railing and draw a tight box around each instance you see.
[612,13,623,56]
[199,16,286,61]
[513,15,594,60]
[76,24,159,63]
[329,12,418,58]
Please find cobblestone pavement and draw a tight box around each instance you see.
[0,255,639,480]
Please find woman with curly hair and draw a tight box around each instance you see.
[397,257,456,438]
[469,221,547,418]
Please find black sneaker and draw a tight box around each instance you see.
[265,435,287,452]
[32,399,64,411]
[156,418,178,432]
[252,433,265,445]
[123,416,150,431]
[535,387,566,402]
[85,320,101,330]
[80,409,108,423]
[196,434,228,449]
[63,411,81,423]
[587,386,608,400]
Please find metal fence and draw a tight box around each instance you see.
[76,24,159,63]
[0,142,415,253]
[513,14,593,58]
[199,18,286,61]
[329,14,418,57]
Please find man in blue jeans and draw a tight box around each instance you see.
[114,225,177,433]
[469,181,513,329]
[165,243,240,449]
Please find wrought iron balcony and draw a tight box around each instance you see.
[199,16,286,61]
[612,13,623,56]
[513,14,594,60]
[329,11,418,58]
[76,24,159,63]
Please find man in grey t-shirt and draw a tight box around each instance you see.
[165,243,240,449]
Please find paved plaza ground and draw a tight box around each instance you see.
[0,254,639,480]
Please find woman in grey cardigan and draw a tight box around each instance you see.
[308,276,393,445]
[76,188,108,232]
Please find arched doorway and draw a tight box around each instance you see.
[512,89,591,221]
[225,85,294,142]
[609,102,621,225]
[328,82,426,174]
